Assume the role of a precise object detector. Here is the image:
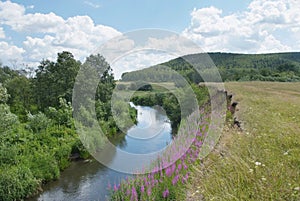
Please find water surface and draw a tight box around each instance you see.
[28,104,172,201]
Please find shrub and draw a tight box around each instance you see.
[0,165,39,201]
[27,112,51,133]
[25,151,60,182]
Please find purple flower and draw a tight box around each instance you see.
[172,175,179,185]
[147,187,152,196]
[196,130,202,136]
[162,188,169,198]
[126,189,130,196]
[171,163,176,174]
[113,184,118,191]
[165,167,172,177]
[185,172,189,180]
[131,187,138,201]
[141,184,145,193]
[183,162,188,170]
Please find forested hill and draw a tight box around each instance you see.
[121,52,300,82]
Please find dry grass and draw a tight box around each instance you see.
[186,82,300,200]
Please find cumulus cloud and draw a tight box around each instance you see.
[0,1,121,67]
[0,41,24,65]
[182,0,300,53]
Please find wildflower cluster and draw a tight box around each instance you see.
[110,109,210,201]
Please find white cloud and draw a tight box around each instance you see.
[0,1,25,22]
[0,1,121,67]
[0,41,24,65]
[183,0,300,53]
[84,1,101,9]
[146,35,202,55]
[26,5,34,9]
[0,27,5,38]
[111,50,175,79]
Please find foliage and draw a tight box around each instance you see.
[0,165,39,201]
[121,52,300,83]
[0,104,19,134]
[0,52,130,200]
[130,83,208,131]
[46,98,73,128]
[27,112,51,133]
[34,51,81,110]
[5,76,34,121]
[0,83,9,104]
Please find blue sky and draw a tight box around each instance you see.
[1,0,300,78]
[11,0,252,32]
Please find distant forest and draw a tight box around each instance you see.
[121,52,300,82]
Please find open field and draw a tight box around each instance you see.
[187,82,300,200]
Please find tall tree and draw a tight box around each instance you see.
[34,51,81,110]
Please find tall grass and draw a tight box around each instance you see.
[187,82,300,200]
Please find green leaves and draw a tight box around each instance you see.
[27,112,51,133]
[0,165,39,201]
[0,104,18,134]
[34,51,81,110]
[0,83,9,104]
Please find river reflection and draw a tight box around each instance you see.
[28,104,172,201]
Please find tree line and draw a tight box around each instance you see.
[0,51,136,201]
[121,52,300,83]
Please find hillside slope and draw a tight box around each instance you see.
[186,82,300,200]
[121,52,300,82]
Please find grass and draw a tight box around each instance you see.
[186,82,300,200]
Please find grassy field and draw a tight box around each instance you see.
[186,82,300,200]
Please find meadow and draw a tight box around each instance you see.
[186,82,300,200]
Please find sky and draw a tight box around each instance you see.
[1,0,300,78]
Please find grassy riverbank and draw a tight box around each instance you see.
[186,82,300,200]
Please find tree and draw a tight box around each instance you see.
[6,76,33,121]
[0,83,9,104]
[0,84,18,134]
[34,51,81,110]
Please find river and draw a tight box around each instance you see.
[28,104,172,201]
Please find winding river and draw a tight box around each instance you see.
[28,104,172,201]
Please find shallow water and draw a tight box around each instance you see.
[28,104,172,201]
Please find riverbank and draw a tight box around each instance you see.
[27,104,172,201]
[186,82,300,200]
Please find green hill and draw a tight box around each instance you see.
[121,52,300,82]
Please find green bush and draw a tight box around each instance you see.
[25,151,60,182]
[0,144,19,166]
[54,142,72,170]
[0,165,39,201]
[27,112,51,133]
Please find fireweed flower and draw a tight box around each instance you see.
[131,187,138,201]
[177,163,182,171]
[141,184,145,193]
[172,175,179,185]
[183,162,188,170]
[162,188,169,198]
[165,167,172,177]
[110,111,212,200]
